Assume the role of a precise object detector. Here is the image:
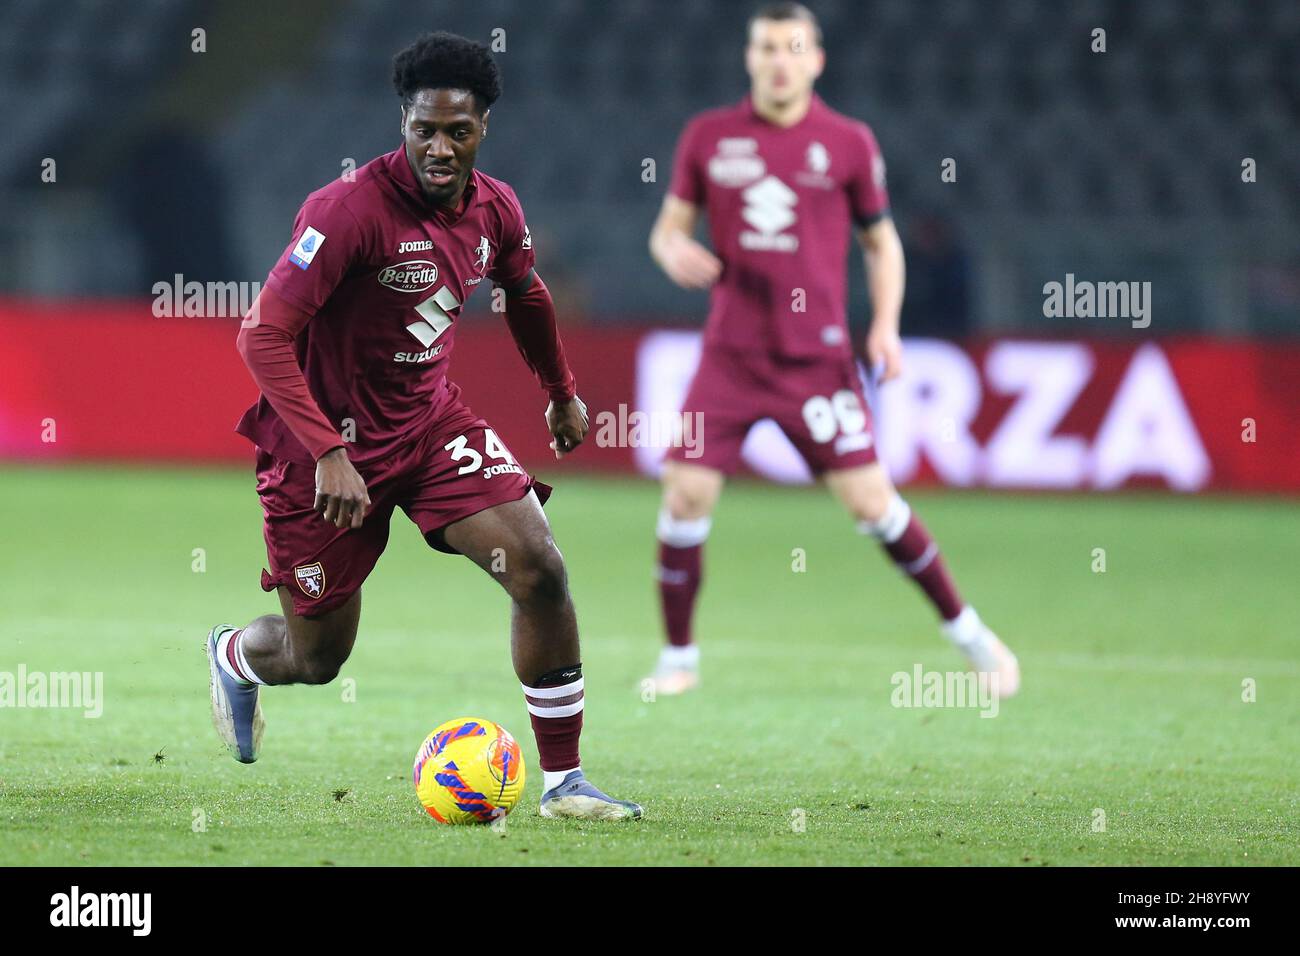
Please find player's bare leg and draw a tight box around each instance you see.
[205,589,362,762]
[439,491,642,821]
[239,587,363,684]
[826,463,1020,697]
[647,460,725,695]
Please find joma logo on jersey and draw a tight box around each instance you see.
[378,259,439,293]
[397,239,433,253]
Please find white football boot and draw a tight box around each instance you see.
[539,771,643,821]
[644,644,700,697]
[944,607,1020,699]
[205,625,265,762]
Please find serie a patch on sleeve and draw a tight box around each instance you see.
[289,226,326,269]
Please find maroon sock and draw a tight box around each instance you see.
[883,514,964,621]
[657,541,702,647]
[522,667,583,772]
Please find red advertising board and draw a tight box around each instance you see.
[1,299,1296,492]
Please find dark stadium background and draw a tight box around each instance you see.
[1,0,1296,316]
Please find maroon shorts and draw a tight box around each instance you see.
[256,401,551,617]
[666,346,878,476]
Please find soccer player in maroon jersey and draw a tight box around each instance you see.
[204,32,640,821]
[645,3,1019,697]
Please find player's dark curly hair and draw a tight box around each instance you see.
[392,32,502,113]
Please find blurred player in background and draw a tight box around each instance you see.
[206,32,640,821]
[646,2,1019,697]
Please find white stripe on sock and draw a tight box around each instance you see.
[857,495,912,543]
[525,699,584,718]
[543,767,580,792]
[217,627,266,685]
[656,508,712,548]
[214,628,249,685]
[941,605,983,647]
[902,541,939,575]
[233,633,266,685]
[659,644,700,669]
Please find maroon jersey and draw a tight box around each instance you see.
[668,94,890,359]
[236,146,535,466]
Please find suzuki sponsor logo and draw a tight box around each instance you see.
[397,285,460,362]
[378,259,439,293]
[394,344,445,363]
[740,175,799,251]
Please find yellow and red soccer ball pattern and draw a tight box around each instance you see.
[413,717,526,824]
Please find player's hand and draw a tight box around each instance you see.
[658,232,722,290]
[314,447,371,529]
[546,395,589,459]
[866,324,904,383]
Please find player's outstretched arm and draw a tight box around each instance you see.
[649,195,721,290]
[859,217,906,382]
[236,288,370,528]
[500,270,587,459]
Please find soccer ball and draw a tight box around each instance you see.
[412,717,526,824]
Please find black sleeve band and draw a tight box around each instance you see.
[501,267,537,297]
[854,209,892,230]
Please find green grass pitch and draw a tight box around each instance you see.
[1,464,1296,866]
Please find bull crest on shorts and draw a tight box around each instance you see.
[294,562,325,598]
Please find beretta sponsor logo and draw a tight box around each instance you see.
[378,259,439,293]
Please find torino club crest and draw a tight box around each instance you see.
[294,562,326,598]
